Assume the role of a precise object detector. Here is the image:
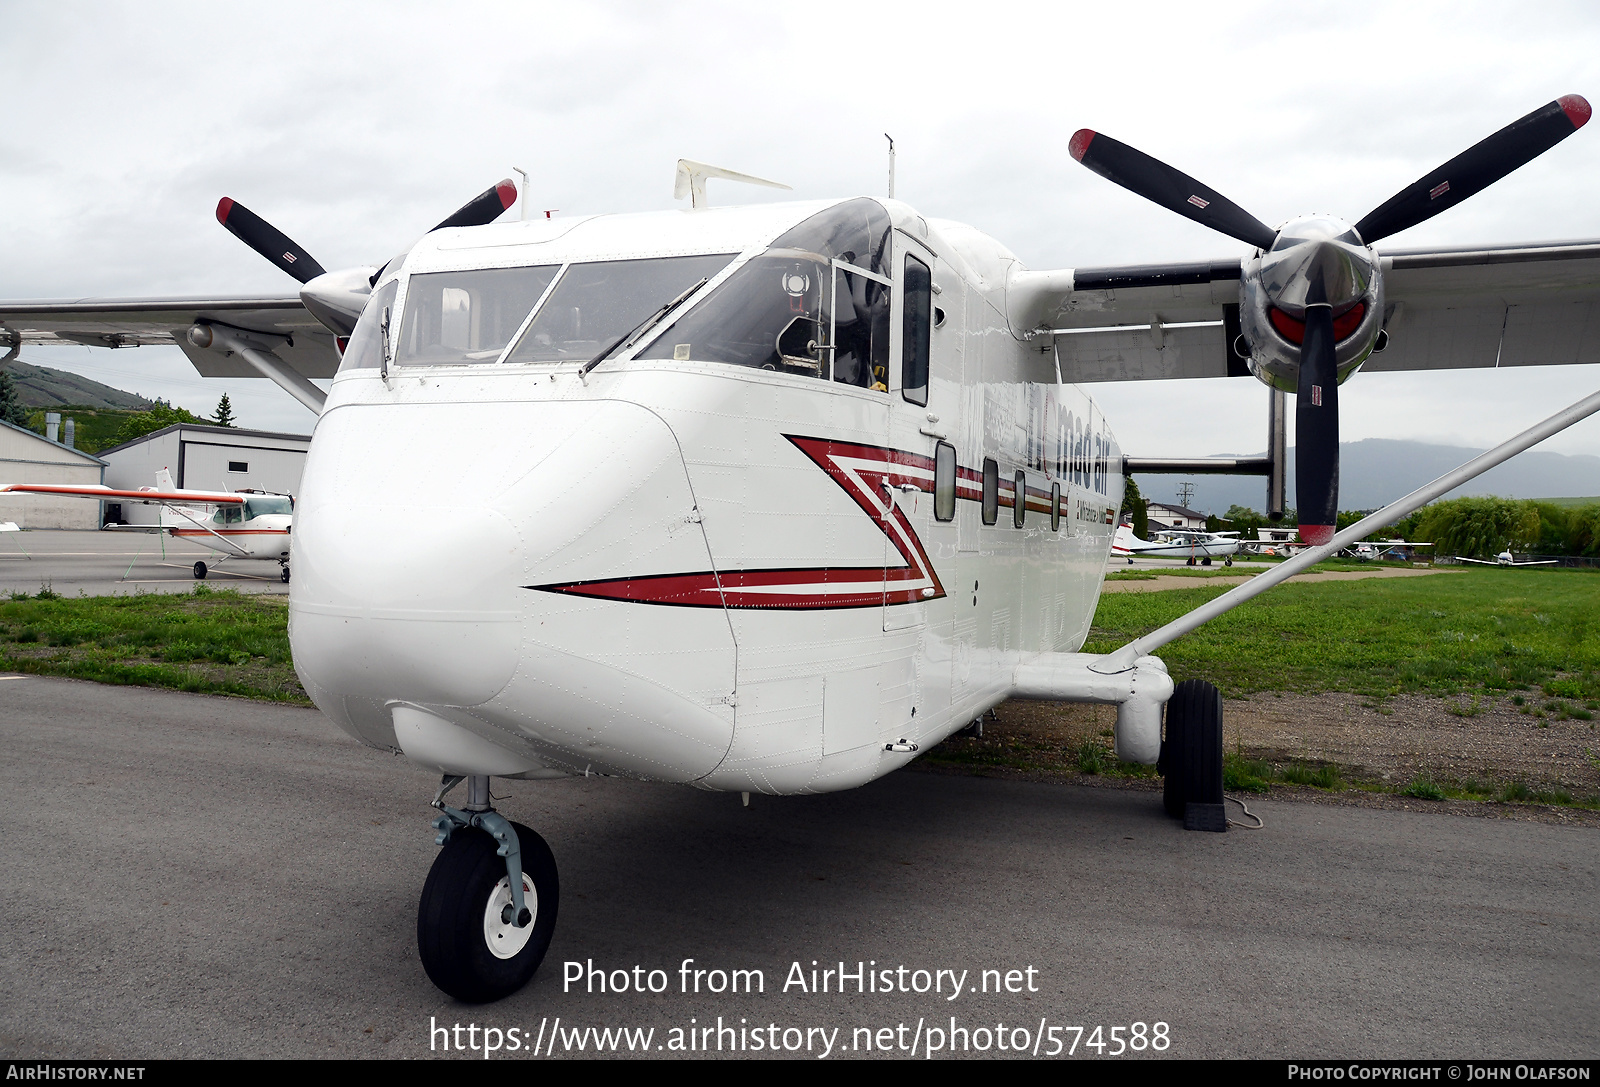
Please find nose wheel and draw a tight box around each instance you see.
[418,781,559,1002]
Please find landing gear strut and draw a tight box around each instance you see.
[1157,679,1226,832]
[418,775,559,1002]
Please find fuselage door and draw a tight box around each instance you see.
[884,234,942,634]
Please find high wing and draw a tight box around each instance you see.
[1009,239,1600,382]
[0,295,339,380]
[0,483,246,504]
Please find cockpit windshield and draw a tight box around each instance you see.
[502,255,734,364]
[637,198,892,389]
[395,266,560,365]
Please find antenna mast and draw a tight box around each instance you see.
[885,134,896,199]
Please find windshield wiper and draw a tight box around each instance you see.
[579,276,709,376]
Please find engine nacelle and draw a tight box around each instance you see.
[1238,215,1385,394]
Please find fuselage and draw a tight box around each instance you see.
[161,495,293,561]
[289,198,1124,794]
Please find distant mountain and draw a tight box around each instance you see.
[6,360,154,410]
[1135,438,1600,517]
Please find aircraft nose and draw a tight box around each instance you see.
[289,395,737,782]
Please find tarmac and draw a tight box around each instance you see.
[0,528,288,597]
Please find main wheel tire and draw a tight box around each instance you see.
[417,822,559,1002]
[1160,679,1226,830]
[193,561,207,580]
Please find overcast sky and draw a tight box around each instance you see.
[6,1,1600,465]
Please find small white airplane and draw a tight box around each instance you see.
[1112,522,1240,565]
[4,97,1600,1002]
[0,468,295,581]
[1349,540,1434,562]
[1456,551,1558,567]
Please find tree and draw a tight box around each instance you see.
[112,399,209,446]
[0,369,30,427]
[1413,496,1541,559]
[1120,474,1149,540]
[212,393,236,428]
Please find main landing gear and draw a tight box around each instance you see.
[193,561,208,579]
[418,775,559,1002]
[1157,679,1227,832]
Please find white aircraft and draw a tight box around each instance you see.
[1456,551,1558,567]
[1112,523,1239,565]
[1349,540,1434,562]
[0,469,294,581]
[4,96,1600,1002]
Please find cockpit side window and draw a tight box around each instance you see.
[638,198,893,390]
[395,265,560,366]
[338,279,398,372]
[901,254,931,405]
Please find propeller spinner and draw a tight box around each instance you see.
[1071,95,1590,545]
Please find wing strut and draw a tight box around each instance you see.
[1091,379,1600,674]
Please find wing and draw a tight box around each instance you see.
[0,483,245,505]
[1454,557,1498,565]
[1010,239,1600,382]
[0,295,340,379]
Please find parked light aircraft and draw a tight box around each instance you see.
[1456,551,1559,567]
[1112,523,1239,565]
[0,469,294,581]
[4,97,1600,1002]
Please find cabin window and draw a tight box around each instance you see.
[639,198,892,389]
[211,506,243,525]
[396,265,560,365]
[1014,471,1027,528]
[227,461,248,473]
[338,279,398,372]
[901,255,931,406]
[934,441,956,522]
[982,458,998,525]
[502,255,733,365]
[242,496,292,520]
[1051,483,1061,531]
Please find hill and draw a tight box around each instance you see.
[1135,438,1600,517]
[7,360,154,410]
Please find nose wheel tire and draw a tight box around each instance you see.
[280,566,290,583]
[193,561,207,580]
[1157,679,1226,832]
[417,822,559,1003]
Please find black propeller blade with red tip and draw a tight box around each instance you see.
[1068,129,1278,250]
[1355,96,1591,244]
[215,197,327,284]
[430,179,519,232]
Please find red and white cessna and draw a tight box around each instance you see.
[4,99,1599,1001]
[0,469,294,581]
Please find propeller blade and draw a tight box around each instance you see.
[1069,129,1278,250]
[1295,304,1340,546]
[215,198,327,285]
[1355,95,1591,244]
[430,179,518,232]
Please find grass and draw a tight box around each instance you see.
[1085,566,1600,700]
[0,587,307,702]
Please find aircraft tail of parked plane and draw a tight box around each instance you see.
[4,98,1600,1002]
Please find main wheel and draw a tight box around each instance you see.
[1159,680,1226,831]
[193,561,207,579]
[417,822,559,1002]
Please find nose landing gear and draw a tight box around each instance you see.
[419,775,559,1002]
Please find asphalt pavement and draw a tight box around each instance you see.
[1,674,1594,1060]
[0,529,287,597]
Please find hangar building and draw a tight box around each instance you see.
[0,419,107,529]
[98,423,311,527]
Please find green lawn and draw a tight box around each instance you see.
[1085,566,1600,699]
[0,586,306,702]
